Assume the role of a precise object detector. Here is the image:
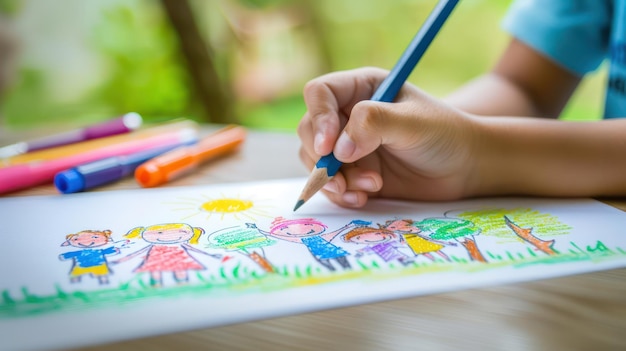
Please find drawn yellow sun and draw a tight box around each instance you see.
[168,194,273,221]
[201,198,253,213]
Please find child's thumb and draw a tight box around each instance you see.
[333,100,408,163]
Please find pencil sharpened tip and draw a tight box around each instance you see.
[293,199,305,212]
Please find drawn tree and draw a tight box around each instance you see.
[414,217,486,263]
[456,208,570,255]
[207,225,277,273]
[503,216,557,255]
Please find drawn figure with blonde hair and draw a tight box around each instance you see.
[59,229,120,285]
[113,223,219,287]
[342,226,413,266]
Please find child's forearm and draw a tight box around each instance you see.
[470,117,626,197]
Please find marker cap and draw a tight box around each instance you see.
[135,162,165,188]
[54,169,86,194]
[83,112,143,139]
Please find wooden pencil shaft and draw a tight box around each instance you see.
[296,166,333,205]
[372,0,460,102]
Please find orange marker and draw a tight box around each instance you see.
[135,125,246,187]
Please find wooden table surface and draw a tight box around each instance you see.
[1,125,625,351]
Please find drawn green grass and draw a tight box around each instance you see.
[1,241,624,319]
[451,256,469,264]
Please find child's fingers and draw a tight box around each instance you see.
[319,165,382,196]
[334,98,431,164]
[302,68,390,156]
[297,112,318,163]
[298,146,314,170]
[302,76,346,156]
[298,147,356,207]
[333,100,391,163]
[341,167,383,193]
[322,168,382,208]
[321,188,369,208]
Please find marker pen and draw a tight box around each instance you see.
[54,139,197,194]
[0,127,198,194]
[0,112,143,159]
[135,125,246,187]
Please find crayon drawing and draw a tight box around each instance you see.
[207,225,277,273]
[248,218,371,272]
[167,193,274,221]
[59,230,121,285]
[113,223,222,287]
[1,178,625,351]
[342,225,414,266]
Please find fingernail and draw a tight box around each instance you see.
[323,180,339,193]
[342,192,360,206]
[334,132,356,159]
[355,177,378,192]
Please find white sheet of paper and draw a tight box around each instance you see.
[1,178,625,351]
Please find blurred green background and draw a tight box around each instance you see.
[0,0,606,133]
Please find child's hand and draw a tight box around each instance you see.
[297,67,481,208]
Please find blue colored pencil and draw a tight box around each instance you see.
[294,0,460,211]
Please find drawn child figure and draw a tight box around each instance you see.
[248,217,369,272]
[59,229,120,285]
[113,223,220,287]
[413,216,486,263]
[382,219,453,262]
[342,226,413,266]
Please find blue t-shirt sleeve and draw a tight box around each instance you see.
[60,251,78,260]
[502,0,611,76]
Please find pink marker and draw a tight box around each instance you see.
[0,127,197,194]
[0,112,143,159]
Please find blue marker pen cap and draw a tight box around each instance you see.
[54,169,86,194]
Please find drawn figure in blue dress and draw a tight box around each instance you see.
[342,226,414,266]
[247,217,370,272]
[59,229,120,285]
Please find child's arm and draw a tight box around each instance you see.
[245,223,269,235]
[182,243,222,259]
[110,245,150,264]
[444,39,626,197]
[321,220,371,241]
[246,223,300,243]
[470,115,626,197]
[444,38,581,118]
[58,252,72,261]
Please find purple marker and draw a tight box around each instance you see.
[0,112,143,158]
[54,138,197,194]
